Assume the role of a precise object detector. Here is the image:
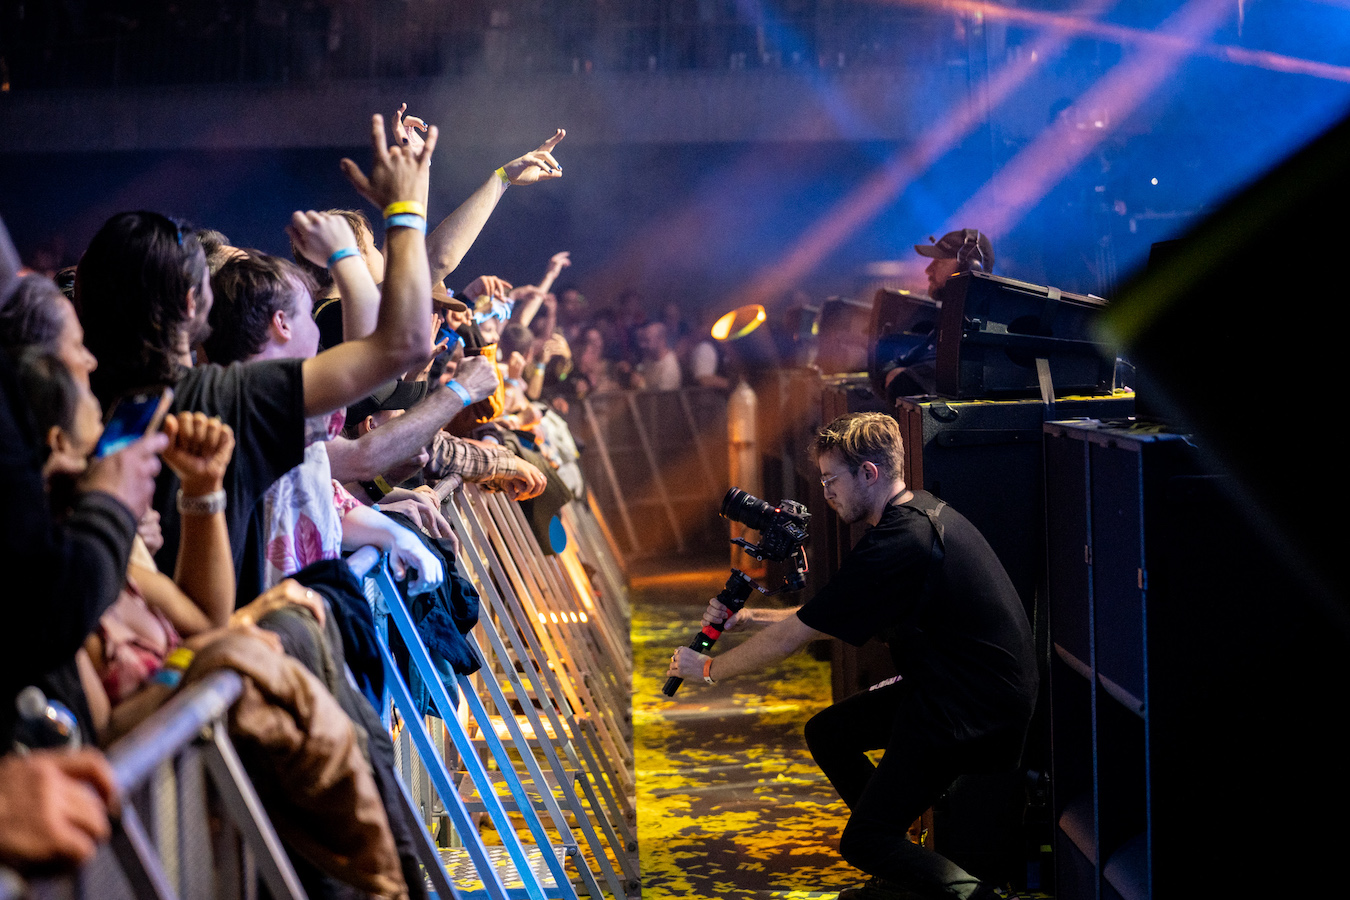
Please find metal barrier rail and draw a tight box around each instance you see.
[6,483,633,900]
[574,388,730,558]
[16,671,306,900]
[352,482,637,899]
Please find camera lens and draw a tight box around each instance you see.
[721,488,778,533]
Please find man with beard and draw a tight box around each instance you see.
[883,229,995,400]
[75,114,437,572]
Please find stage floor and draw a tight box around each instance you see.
[630,559,861,900]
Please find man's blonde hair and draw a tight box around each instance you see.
[812,412,905,480]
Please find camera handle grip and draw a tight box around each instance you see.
[662,569,755,697]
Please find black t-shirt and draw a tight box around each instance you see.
[797,490,1038,741]
[153,360,307,580]
[314,295,344,351]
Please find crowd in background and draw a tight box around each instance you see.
[0,103,695,893]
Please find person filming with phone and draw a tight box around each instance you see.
[668,412,1037,900]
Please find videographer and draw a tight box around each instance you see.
[667,412,1037,900]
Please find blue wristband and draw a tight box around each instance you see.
[385,213,427,234]
[151,667,183,689]
[327,246,361,268]
[446,380,474,406]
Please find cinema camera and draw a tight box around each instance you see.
[662,488,811,697]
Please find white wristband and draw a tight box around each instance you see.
[177,489,226,516]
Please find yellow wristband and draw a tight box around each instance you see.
[495,167,511,187]
[382,201,426,219]
[165,647,196,672]
[373,475,394,495]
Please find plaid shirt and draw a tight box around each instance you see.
[426,431,523,482]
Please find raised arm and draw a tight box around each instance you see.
[301,114,436,417]
[426,129,566,284]
[536,251,570,296]
[287,211,381,342]
[160,413,237,628]
[326,355,500,483]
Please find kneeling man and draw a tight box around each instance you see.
[669,412,1037,900]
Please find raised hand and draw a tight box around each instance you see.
[339,113,437,210]
[540,333,571,364]
[506,351,527,382]
[161,413,235,498]
[286,210,360,269]
[500,129,565,186]
[393,102,429,155]
[545,251,571,278]
[463,275,513,302]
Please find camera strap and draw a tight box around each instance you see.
[880,495,946,650]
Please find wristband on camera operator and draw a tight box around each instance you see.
[662,487,810,696]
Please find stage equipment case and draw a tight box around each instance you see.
[1042,418,1328,900]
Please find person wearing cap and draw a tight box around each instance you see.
[880,229,996,401]
[913,229,995,302]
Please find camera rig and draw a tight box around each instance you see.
[662,489,811,697]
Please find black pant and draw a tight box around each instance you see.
[804,680,1012,900]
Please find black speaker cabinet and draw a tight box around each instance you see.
[894,393,1135,616]
[1043,419,1343,899]
[935,272,1115,399]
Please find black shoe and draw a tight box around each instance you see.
[835,878,928,900]
[967,884,1018,900]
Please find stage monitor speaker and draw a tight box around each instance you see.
[816,296,873,374]
[935,272,1116,399]
[868,288,941,399]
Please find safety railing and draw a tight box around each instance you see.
[9,481,632,900]
[15,670,306,900]
[572,387,730,558]
[349,481,635,899]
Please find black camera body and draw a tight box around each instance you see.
[721,488,810,563]
[662,488,812,697]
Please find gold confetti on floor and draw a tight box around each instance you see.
[632,570,862,900]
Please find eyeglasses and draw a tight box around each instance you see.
[820,472,844,490]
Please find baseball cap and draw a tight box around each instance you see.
[432,282,469,313]
[347,378,428,424]
[914,229,995,272]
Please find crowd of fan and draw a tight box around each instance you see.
[0,105,680,894]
